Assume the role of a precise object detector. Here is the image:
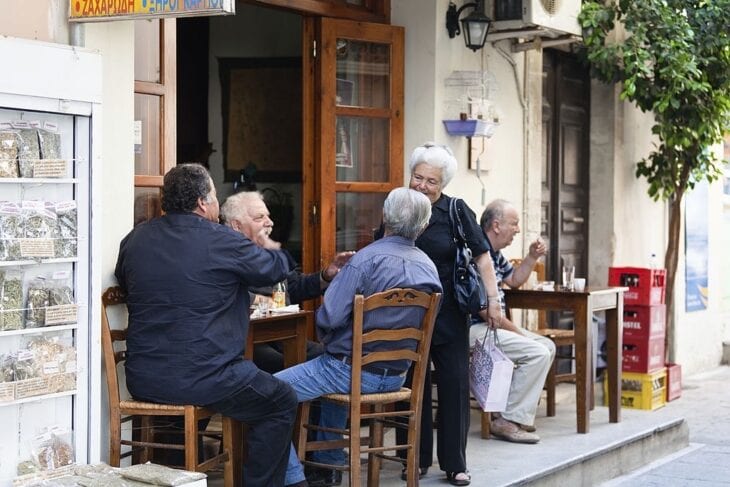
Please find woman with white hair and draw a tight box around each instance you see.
[395,142,501,486]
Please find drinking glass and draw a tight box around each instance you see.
[562,265,575,291]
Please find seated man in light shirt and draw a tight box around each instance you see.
[470,198,555,444]
[220,191,353,373]
[276,188,443,487]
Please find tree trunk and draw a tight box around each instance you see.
[664,194,683,362]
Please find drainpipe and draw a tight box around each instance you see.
[495,42,529,253]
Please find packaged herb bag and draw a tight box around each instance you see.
[25,276,50,329]
[0,202,23,261]
[17,128,40,178]
[0,270,24,330]
[0,130,20,178]
[23,201,57,240]
[54,202,77,258]
[38,127,62,160]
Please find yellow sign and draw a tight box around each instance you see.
[70,0,235,22]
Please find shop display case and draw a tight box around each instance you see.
[0,37,101,485]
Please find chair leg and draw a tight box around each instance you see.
[350,403,360,487]
[405,412,419,487]
[184,408,199,471]
[546,358,557,417]
[110,414,122,467]
[480,411,491,439]
[296,402,311,462]
[222,416,242,487]
[367,405,384,487]
[139,416,154,464]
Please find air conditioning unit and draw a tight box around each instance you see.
[489,0,582,37]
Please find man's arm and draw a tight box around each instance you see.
[503,237,546,289]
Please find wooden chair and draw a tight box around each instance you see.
[101,286,243,487]
[296,288,441,487]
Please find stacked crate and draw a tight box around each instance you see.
[608,266,668,409]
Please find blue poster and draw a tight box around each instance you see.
[685,180,709,311]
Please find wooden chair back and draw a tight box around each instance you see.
[101,286,242,487]
[297,288,441,486]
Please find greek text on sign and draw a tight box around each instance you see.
[45,304,79,326]
[70,0,235,21]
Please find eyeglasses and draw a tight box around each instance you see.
[411,173,442,189]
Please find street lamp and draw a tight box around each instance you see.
[446,0,492,52]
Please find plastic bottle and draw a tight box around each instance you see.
[649,253,658,269]
[272,281,287,308]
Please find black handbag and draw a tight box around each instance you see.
[449,197,487,315]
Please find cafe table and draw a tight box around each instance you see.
[245,309,312,368]
[503,286,628,434]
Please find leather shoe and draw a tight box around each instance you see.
[400,466,428,480]
[306,468,342,487]
[490,417,540,444]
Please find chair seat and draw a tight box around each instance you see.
[322,387,412,404]
[535,328,575,345]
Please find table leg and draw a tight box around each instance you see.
[574,299,592,434]
[605,303,623,423]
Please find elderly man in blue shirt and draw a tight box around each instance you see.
[276,187,443,487]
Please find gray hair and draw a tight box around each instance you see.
[480,198,512,230]
[383,188,432,240]
[220,191,264,226]
[408,142,457,187]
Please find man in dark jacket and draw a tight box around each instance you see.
[115,164,301,487]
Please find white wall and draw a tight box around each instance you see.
[83,19,136,463]
[392,0,534,260]
[0,0,69,43]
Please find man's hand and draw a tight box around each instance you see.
[477,300,503,329]
[322,251,356,282]
[254,228,282,250]
[528,237,547,260]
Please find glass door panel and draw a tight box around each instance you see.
[134,93,161,176]
[316,18,404,262]
[335,40,389,108]
[336,192,387,252]
[335,115,389,182]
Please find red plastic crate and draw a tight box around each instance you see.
[609,266,666,306]
[666,363,682,401]
[622,336,665,373]
[623,304,666,339]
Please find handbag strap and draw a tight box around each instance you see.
[449,197,469,246]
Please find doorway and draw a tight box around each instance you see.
[542,49,590,328]
[176,3,404,275]
[177,5,305,262]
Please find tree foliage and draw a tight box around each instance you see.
[579,0,730,201]
[579,0,730,355]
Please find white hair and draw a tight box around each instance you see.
[383,188,432,240]
[408,141,457,187]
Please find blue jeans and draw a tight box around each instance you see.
[274,353,406,485]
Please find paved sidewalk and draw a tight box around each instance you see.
[208,365,730,486]
[600,366,730,486]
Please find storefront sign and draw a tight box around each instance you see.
[70,0,235,22]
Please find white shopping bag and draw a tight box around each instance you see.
[469,327,514,412]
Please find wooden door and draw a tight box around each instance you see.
[308,18,404,269]
[542,50,590,284]
[542,50,590,327]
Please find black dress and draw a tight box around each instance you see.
[397,193,490,473]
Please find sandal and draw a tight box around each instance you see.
[446,471,471,486]
[400,466,428,481]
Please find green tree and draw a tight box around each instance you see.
[579,0,730,357]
